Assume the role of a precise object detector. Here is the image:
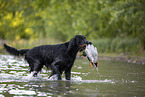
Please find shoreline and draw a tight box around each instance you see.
[99,55,145,65]
[78,54,145,65]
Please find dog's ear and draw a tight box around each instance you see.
[67,38,76,52]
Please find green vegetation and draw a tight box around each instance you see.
[92,37,140,54]
[0,0,145,54]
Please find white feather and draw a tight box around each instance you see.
[85,44,98,63]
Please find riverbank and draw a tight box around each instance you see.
[99,54,145,65]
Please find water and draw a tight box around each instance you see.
[0,55,145,97]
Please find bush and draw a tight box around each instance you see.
[92,37,140,54]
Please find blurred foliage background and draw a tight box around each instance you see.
[0,0,145,54]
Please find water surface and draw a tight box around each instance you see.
[0,55,145,97]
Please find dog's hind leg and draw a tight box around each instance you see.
[28,67,33,73]
[32,63,43,77]
[26,58,43,77]
[26,60,34,73]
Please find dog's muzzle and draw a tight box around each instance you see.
[79,44,87,48]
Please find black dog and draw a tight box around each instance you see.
[4,35,88,80]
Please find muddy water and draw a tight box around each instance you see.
[0,55,145,97]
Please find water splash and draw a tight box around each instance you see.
[9,90,36,95]
[71,75,113,84]
[48,74,58,80]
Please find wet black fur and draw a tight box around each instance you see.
[3,35,88,80]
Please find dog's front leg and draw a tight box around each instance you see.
[51,61,62,80]
[48,70,56,79]
[55,65,62,80]
[65,66,72,80]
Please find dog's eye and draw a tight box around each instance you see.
[81,37,85,40]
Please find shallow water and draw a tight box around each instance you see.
[0,55,145,97]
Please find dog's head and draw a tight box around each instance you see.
[68,35,88,52]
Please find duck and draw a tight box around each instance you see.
[82,42,99,69]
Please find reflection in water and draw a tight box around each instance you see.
[27,81,72,96]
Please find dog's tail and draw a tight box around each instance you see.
[3,43,29,56]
